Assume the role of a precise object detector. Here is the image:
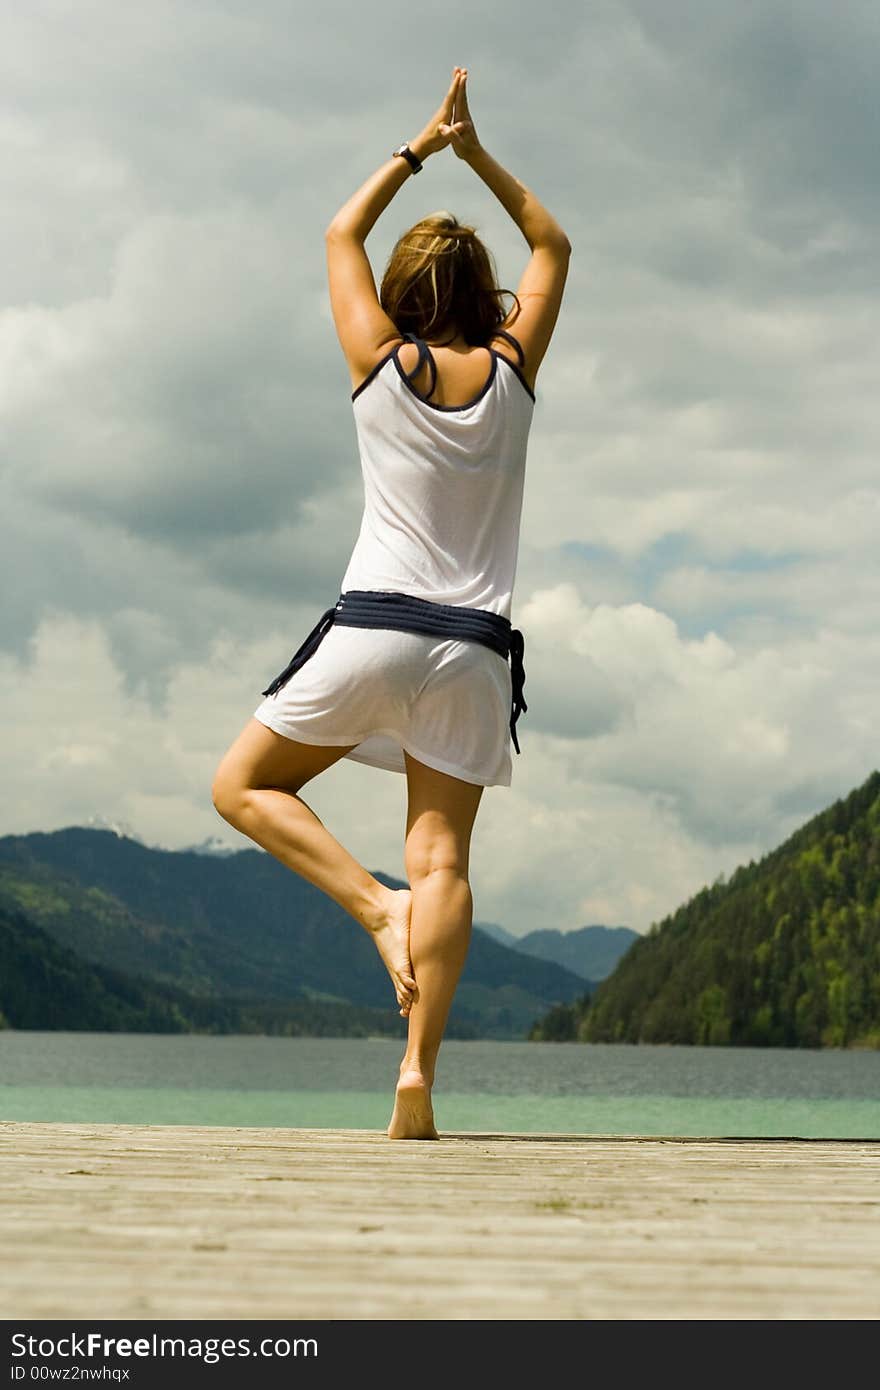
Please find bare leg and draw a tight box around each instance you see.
[389,869,473,1139]
[212,719,416,1015]
[388,751,484,1139]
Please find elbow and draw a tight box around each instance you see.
[325,221,360,242]
[532,230,572,256]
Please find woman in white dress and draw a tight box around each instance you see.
[212,67,571,1139]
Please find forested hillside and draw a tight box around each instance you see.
[0,828,587,1038]
[0,902,407,1036]
[531,771,880,1048]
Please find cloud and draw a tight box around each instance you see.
[0,609,414,893]
[519,580,878,845]
[2,0,878,935]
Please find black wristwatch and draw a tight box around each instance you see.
[392,142,423,175]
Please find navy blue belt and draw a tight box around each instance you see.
[261,588,528,754]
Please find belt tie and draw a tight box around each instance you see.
[260,604,338,700]
[507,626,528,755]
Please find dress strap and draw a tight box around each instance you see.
[491,328,526,369]
[399,332,438,401]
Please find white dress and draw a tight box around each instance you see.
[253,334,535,787]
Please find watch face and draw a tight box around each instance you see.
[393,144,421,170]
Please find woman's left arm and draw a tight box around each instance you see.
[325,68,463,387]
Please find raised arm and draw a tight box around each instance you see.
[324,69,465,389]
[441,70,571,389]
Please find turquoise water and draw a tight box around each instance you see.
[1,1032,878,1138]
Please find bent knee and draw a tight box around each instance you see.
[211,761,250,826]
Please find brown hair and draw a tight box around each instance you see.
[379,210,521,345]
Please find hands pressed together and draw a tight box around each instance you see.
[414,66,482,162]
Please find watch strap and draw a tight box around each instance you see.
[393,143,423,174]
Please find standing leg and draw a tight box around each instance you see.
[388,750,484,1139]
[212,718,416,1013]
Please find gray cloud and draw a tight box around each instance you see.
[2,0,878,933]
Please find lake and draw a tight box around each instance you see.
[1,1032,879,1137]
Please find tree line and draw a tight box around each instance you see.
[530,771,880,1048]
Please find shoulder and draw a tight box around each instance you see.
[487,336,537,401]
[487,331,537,397]
[350,337,406,400]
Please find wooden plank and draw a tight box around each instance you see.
[1,1123,878,1320]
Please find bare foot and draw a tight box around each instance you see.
[387,1069,438,1140]
[369,888,417,1017]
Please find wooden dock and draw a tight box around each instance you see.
[2,1123,878,1320]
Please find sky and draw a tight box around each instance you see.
[2,0,878,937]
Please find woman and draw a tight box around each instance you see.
[212,67,571,1139]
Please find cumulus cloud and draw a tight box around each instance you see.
[519,581,876,848]
[0,610,406,857]
[2,0,878,934]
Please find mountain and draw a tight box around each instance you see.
[0,828,589,1039]
[530,770,880,1048]
[79,815,144,841]
[0,900,192,1033]
[476,922,518,947]
[180,835,242,857]
[513,925,638,980]
[475,922,636,979]
[0,902,407,1037]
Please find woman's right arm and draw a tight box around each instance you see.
[442,70,571,389]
